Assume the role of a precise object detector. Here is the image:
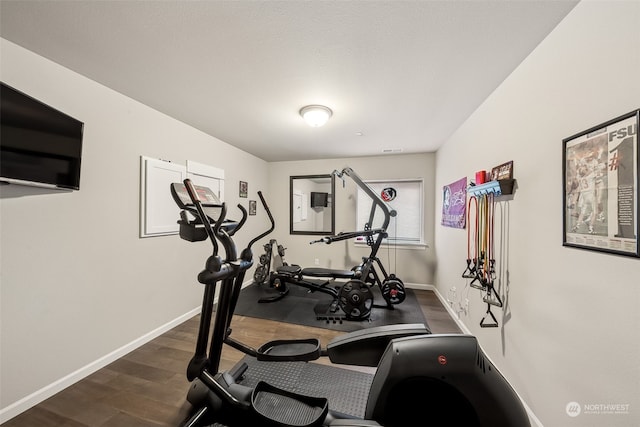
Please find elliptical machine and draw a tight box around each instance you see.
[171,179,531,427]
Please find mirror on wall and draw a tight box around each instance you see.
[290,174,335,235]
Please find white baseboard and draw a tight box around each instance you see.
[421,283,472,334]
[403,282,431,291]
[0,307,201,424]
[405,282,472,334]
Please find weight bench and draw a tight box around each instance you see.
[262,263,375,321]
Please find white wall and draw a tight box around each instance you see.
[266,154,436,285]
[434,2,639,426]
[0,39,268,420]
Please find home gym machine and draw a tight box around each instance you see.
[258,167,407,321]
[171,178,531,427]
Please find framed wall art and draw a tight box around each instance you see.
[562,109,639,257]
[239,180,248,198]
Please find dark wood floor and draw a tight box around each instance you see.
[3,289,461,427]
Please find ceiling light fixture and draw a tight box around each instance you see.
[300,105,332,127]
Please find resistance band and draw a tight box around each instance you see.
[462,196,478,279]
[461,191,503,327]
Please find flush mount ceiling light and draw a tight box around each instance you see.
[300,105,332,127]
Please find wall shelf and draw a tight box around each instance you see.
[468,179,515,197]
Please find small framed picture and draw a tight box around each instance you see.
[239,181,248,198]
[491,160,514,181]
[249,200,257,215]
[563,109,639,257]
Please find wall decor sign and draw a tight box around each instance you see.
[562,109,639,257]
[239,180,248,198]
[491,160,514,181]
[442,177,467,229]
[381,187,397,202]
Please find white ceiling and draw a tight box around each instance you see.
[0,0,578,162]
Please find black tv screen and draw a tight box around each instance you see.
[310,191,328,208]
[1,82,84,190]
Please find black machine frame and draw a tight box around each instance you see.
[260,167,407,321]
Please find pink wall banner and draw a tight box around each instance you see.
[442,177,467,229]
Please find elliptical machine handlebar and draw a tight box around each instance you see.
[183,178,220,250]
[181,178,251,261]
[247,191,275,250]
[227,204,247,237]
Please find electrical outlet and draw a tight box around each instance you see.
[314,258,320,266]
[447,286,457,306]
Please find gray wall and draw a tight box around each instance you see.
[0,39,268,418]
[266,154,436,285]
[434,2,639,426]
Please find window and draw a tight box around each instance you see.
[356,178,424,246]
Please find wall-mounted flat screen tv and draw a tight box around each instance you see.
[1,82,84,190]
[310,191,328,208]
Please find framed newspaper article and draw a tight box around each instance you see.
[563,109,639,257]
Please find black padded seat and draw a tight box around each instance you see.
[277,265,302,275]
[301,268,355,279]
